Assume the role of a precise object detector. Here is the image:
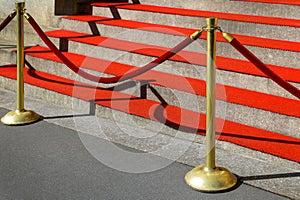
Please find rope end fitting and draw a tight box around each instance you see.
[24,12,31,20]
[190,30,203,40]
[10,10,17,17]
[222,32,235,43]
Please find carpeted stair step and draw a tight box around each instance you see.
[44,29,300,97]
[138,0,300,19]
[23,45,300,136]
[59,15,300,68]
[91,2,300,41]
[0,64,299,163]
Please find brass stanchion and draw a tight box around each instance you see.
[184,17,237,192]
[1,2,40,125]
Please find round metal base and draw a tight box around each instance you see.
[185,165,237,192]
[1,109,41,125]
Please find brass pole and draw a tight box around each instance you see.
[16,2,25,112]
[205,17,217,170]
[1,2,40,125]
[184,17,237,192]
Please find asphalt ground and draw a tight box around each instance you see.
[0,107,290,200]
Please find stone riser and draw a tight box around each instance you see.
[0,75,91,115]
[93,7,300,42]
[0,49,15,65]
[0,19,43,45]
[24,55,300,137]
[138,0,300,19]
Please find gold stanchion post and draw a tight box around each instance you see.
[184,17,237,192]
[1,2,40,125]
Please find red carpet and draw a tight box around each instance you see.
[0,64,299,162]
[24,46,300,118]
[63,15,300,53]
[92,2,300,27]
[231,0,300,6]
[45,29,300,83]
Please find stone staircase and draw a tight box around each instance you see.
[0,0,300,172]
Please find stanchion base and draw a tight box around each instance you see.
[1,109,41,125]
[185,165,237,192]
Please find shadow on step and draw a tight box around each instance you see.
[240,172,300,181]
[44,100,96,119]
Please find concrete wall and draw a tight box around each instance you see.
[0,1,60,28]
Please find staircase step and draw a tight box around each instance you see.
[232,0,300,6]
[135,0,300,19]
[91,2,300,41]
[0,64,299,162]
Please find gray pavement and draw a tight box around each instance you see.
[0,107,290,200]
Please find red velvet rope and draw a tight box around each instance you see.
[25,13,199,84]
[229,38,300,99]
[0,11,16,33]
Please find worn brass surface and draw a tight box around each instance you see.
[16,2,25,111]
[205,17,218,170]
[1,110,41,125]
[222,32,235,43]
[190,30,203,40]
[185,165,237,192]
